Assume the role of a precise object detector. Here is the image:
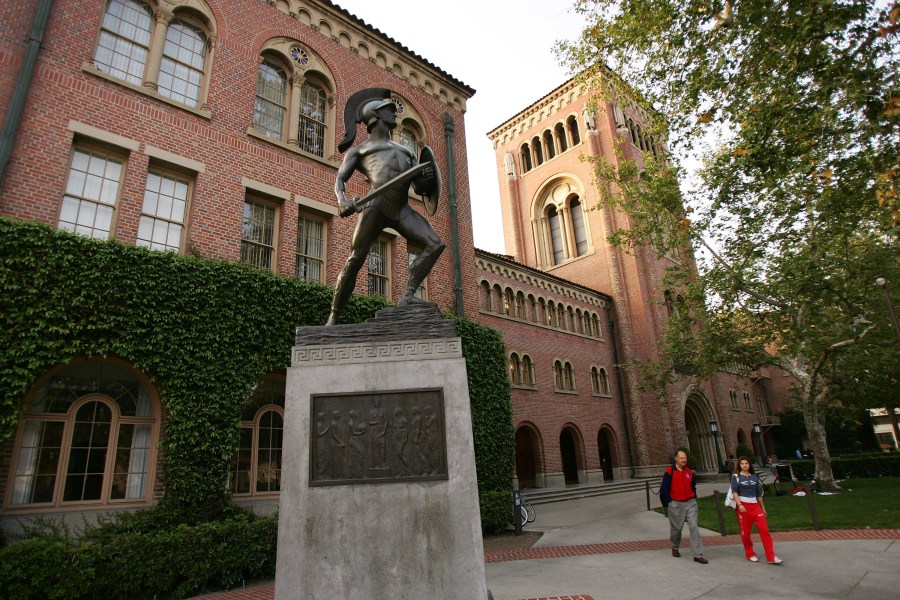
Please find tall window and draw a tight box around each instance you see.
[743,392,752,410]
[564,362,575,391]
[509,353,523,385]
[94,0,152,86]
[555,122,568,153]
[368,239,389,298]
[241,198,277,269]
[730,389,739,409]
[58,147,124,239]
[8,360,156,508]
[570,198,588,256]
[137,170,189,252]
[398,126,418,154]
[567,115,581,145]
[231,377,285,496]
[158,18,206,107]
[548,206,564,265]
[520,143,532,172]
[522,355,535,386]
[299,81,327,156]
[92,0,214,110]
[598,368,610,395]
[543,130,556,159]
[553,360,564,390]
[296,214,324,282]
[254,60,288,140]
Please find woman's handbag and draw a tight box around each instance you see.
[724,474,738,509]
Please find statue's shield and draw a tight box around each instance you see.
[414,146,442,216]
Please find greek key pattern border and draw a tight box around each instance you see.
[293,338,462,366]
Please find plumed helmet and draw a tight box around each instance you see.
[337,88,395,153]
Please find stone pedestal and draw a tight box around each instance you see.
[275,304,488,600]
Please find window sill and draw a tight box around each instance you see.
[554,389,578,395]
[511,384,538,391]
[81,62,212,119]
[246,128,340,169]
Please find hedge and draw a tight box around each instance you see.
[790,453,900,480]
[0,218,515,595]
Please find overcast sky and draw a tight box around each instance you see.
[333,0,587,254]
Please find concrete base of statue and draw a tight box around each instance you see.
[275,303,489,600]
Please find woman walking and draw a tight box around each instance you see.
[732,456,783,564]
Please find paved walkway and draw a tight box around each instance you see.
[192,484,900,600]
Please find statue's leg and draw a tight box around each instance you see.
[395,210,445,307]
[327,210,383,325]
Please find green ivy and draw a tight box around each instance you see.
[0,218,513,523]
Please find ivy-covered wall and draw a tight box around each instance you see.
[0,218,513,520]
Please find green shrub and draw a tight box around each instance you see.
[791,453,900,480]
[479,490,513,534]
[0,538,93,600]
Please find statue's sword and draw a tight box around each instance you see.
[338,161,434,217]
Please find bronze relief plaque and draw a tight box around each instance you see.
[309,389,447,486]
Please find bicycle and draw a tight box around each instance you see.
[520,497,536,524]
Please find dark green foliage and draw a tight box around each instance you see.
[479,490,513,535]
[0,219,516,592]
[791,454,900,481]
[734,444,756,467]
[454,316,515,497]
[0,514,278,599]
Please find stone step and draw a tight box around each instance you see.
[520,479,652,505]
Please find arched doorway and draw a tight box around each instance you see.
[515,425,541,488]
[684,393,719,472]
[560,427,580,485]
[597,426,616,481]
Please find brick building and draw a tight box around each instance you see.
[484,76,787,483]
[0,0,790,535]
[0,0,477,530]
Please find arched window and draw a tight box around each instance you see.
[94,0,153,86]
[547,205,564,265]
[492,284,504,314]
[591,366,601,394]
[592,314,601,338]
[92,0,215,110]
[543,130,555,159]
[546,300,557,327]
[231,376,285,496]
[251,40,336,157]
[522,355,535,386]
[532,137,544,165]
[479,280,492,311]
[558,304,567,330]
[570,198,588,256]
[509,353,523,385]
[158,18,207,107]
[515,291,526,319]
[520,143,532,172]
[254,60,288,140]
[598,368,610,395]
[528,294,538,322]
[504,288,514,316]
[298,80,327,157]
[564,362,575,391]
[553,360,564,390]
[8,359,158,508]
[555,122,568,153]
[567,115,580,145]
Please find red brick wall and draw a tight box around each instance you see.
[0,0,477,317]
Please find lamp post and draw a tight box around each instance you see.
[753,422,765,467]
[709,419,724,473]
[875,278,900,342]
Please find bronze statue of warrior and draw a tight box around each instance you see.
[326,88,443,326]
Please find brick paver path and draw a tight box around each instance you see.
[193,529,900,599]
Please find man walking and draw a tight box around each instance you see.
[660,450,707,564]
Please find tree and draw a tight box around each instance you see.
[558,0,899,489]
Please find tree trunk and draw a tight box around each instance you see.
[799,385,837,490]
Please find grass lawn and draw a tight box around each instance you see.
[656,478,900,534]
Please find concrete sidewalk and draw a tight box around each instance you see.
[487,483,900,599]
[195,483,900,600]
